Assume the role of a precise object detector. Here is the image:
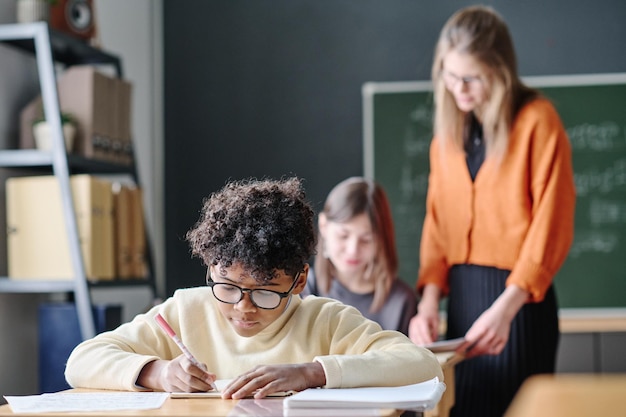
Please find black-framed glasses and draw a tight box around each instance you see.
[440,70,483,88]
[206,271,301,310]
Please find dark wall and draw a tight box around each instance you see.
[163,0,626,295]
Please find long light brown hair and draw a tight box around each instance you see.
[314,177,398,312]
[432,5,539,158]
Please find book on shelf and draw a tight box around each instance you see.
[112,182,133,279]
[111,181,148,280]
[129,185,147,279]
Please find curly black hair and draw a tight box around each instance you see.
[186,177,316,283]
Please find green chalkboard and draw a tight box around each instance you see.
[362,74,626,309]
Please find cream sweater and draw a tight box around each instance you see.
[65,288,443,391]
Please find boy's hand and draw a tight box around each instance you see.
[221,362,326,399]
[137,355,216,392]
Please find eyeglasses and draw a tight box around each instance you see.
[206,271,301,310]
[440,70,483,88]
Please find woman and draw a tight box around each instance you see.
[304,177,417,335]
[408,6,576,417]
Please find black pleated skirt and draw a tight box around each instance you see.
[447,264,559,417]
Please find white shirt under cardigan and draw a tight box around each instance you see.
[65,288,443,391]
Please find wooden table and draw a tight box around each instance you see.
[429,310,626,417]
[558,309,626,333]
[0,390,402,416]
[425,352,463,417]
[504,374,626,417]
[439,309,626,335]
[0,354,461,417]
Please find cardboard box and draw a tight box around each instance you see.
[6,175,115,280]
[19,66,133,165]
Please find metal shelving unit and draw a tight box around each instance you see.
[0,22,154,340]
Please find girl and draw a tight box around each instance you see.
[305,177,417,335]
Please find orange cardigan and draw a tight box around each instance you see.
[417,98,576,302]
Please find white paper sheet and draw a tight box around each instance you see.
[423,337,466,353]
[283,377,446,411]
[3,392,169,414]
[170,379,294,398]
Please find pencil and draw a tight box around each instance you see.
[155,313,218,391]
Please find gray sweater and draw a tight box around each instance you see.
[303,269,418,335]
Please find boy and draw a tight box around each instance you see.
[66,177,442,398]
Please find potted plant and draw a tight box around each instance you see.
[32,113,77,152]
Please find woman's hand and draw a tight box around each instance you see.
[409,284,441,345]
[137,355,216,393]
[221,362,326,399]
[460,285,529,358]
[458,305,512,358]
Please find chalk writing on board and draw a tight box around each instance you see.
[399,165,428,203]
[399,104,432,200]
[569,230,619,258]
[589,198,626,225]
[408,104,433,128]
[567,121,622,151]
[387,102,433,265]
[573,158,626,196]
[403,130,430,157]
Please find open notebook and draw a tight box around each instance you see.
[283,377,446,411]
[170,379,294,398]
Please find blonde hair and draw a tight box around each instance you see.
[314,177,398,312]
[431,5,539,158]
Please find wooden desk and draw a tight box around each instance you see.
[0,390,402,416]
[425,352,463,417]
[504,374,626,417]
[439,308,626,335]
[559,309,626,333]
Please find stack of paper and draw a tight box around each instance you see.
[283,377,445,411]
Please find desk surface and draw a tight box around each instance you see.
[504,374,626,417]
[0,354,457,417]
[558,309,626,333]
[438,309,626,334]
[0,391,401,417]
